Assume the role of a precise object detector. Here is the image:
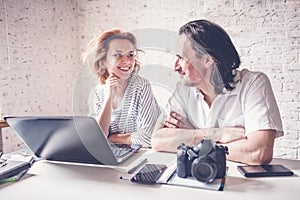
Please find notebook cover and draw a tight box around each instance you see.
[0,160,31,180]
[157,162,225,191]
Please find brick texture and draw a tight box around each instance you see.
[0,0,299,159]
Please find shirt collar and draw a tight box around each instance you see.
[192,70,242,98]
[224,70,241,95]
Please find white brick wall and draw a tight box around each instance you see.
[0,0,299,159]
[0,0,80,151]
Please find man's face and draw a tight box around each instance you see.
[174,34,211,88]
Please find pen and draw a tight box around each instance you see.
[128,158,147,174]
[0,168,29,184]
[218,177,226,191]
[0,176,18,184]
[15,168,29,181]
[120,175,132,180]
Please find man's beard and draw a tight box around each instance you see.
[182,76,197,87]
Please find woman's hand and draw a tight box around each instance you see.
[105,73,120,97]
[108,133,132,145]
[163,111,194,129]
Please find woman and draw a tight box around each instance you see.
[88,29,160,148]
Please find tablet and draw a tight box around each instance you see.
[237,164,294,177]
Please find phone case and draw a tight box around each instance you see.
[131,164,167,184]
[237,164,294,177]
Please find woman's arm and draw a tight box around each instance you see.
[95,74,121,136]
[108,133,131,145]
[131,80,161,147]
[96,97,112,137]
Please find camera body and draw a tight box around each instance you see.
[177,138,228,183]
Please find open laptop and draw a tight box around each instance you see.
[4,116,141,165]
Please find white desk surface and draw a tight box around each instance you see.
[0,149,299,200]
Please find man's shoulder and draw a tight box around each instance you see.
[239,69,269,84]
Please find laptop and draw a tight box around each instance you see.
[4,116,141,165]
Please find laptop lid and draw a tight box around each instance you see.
[5,116,136,165]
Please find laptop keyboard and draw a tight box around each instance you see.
[109,142,142,158]
[111,145,133,158]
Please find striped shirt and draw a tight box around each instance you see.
[88,73,161,147]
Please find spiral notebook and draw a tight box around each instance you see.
[0,160,31,181]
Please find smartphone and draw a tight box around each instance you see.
[131,164,167,184]
[237,164,294,177]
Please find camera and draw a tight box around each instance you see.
[177,138,228,183]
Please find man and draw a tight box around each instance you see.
[151,19,283,165]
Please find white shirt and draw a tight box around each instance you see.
[162,69,283,137]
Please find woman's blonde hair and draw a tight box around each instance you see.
[92,29,141,84]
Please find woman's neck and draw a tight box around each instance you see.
[115,78,128,95]
[111,77,129,110]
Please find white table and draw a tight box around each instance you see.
[0,149,299,200]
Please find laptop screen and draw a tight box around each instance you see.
[5,116,127,165]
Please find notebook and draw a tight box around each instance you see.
[4,116,141,165]
[156,161,226,191]
[127,161,225,191]
[0,160,32,181]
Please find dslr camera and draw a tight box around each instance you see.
[177,138,228,183]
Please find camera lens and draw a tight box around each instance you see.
[191,157,217,183]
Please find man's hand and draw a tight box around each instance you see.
[163,111,194,129]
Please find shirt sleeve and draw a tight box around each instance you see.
[87,85,104,119]
[130,80,161,148]
[242,73,283,137]
[162,80,190,122]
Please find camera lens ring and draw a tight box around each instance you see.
[191,157,218,183]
